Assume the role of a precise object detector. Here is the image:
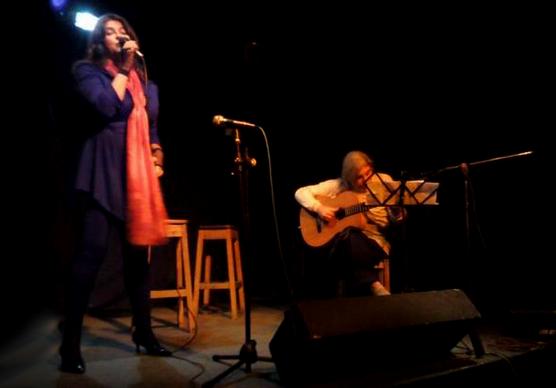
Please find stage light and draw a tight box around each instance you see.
[74,12,99,31]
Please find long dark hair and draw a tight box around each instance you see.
[85,13,145,81]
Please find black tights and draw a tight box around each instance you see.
[62,201,151,348]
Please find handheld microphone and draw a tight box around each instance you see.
[117,36,144,57]
[212,115,257,128]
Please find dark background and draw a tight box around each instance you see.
[5,2,552,342]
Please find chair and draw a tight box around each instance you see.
[192,225,245,319]
[148,219,195,332]
[376,259,391,292]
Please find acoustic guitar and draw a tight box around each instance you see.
[299,191,375,247]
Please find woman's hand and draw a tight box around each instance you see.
[152,156,164,177]
[316,203,339,222]
[119,38,140,72]
[151,145,164,177]
[154,165,164,177]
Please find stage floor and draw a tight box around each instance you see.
[1,300,554,387]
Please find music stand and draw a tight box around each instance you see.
[202,127,273,388]
[364,176,439,292]
[365,178,440,207]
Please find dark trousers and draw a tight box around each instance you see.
[62,200,151,349]
[304,228,388,298]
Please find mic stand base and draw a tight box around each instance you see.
[202,340,273,388]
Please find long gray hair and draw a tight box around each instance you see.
[341,150,374,190]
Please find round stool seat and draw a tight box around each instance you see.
[198,225,236,230]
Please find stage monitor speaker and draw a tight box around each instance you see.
[269,289,483,385]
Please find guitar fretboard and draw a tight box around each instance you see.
[345,203,369,216]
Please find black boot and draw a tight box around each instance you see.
[59,346,85,374]
[131,328,172,357]
[59,323,85,374]
[124,244,171,356]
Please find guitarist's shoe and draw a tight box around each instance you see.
[371,281,390,296]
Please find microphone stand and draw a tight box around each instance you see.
[419,151,533,179]
[202,128,272,388]
[395,170,410,293]
[418,150,533,295]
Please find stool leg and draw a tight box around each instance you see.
[180,228,195,333]
[176,237,185,329]
[226,236,238,319]
[192,233,205,317]
[233,237,245,313]
[203,255,212,306]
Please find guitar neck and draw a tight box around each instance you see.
[338,203,372,219]
[348,203,371,215]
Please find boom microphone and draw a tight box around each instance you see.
[212,115,257,128]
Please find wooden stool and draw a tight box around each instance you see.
[193,225,245,319]
[149,219,195,332]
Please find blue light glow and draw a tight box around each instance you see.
[50,0,68,12]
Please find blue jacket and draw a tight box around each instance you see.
[73,61,160,220]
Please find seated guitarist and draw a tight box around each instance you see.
[295,150,405,296]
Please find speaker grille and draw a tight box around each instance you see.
[295,289,480,339]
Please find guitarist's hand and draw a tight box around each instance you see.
[316,204,339,222]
